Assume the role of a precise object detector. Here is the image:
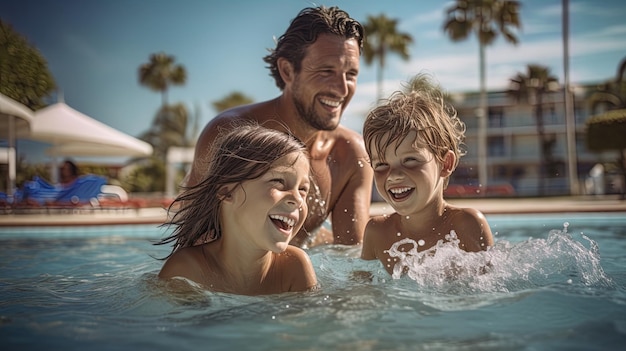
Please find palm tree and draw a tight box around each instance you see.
[212,91,254,113]
[508,64,559,196]
[586,109,626,199]
[140,103,190,161]
[363,14,413,102]
[586,56,626,199]
[443,0,522,192]
[138,52,186,107]
[588,56,626,115]
[0,20,56,110]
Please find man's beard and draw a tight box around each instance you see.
[292,82,341,131]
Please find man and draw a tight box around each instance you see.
[187,6,372,247]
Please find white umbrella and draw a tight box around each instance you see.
[31,102,153,157]
[0,93,34,196]
[46,142,153,157]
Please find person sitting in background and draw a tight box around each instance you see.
[59,159,79,188]
[360,74,494,275]
[157,124,318,295]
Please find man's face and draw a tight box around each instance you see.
[290,34,360,131]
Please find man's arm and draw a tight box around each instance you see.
[330,133,373,245]
[360,219,378,260]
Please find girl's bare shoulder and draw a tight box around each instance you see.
[279,246,317,291]
[158,246,207,280]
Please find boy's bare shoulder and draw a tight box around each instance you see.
[362,213,399,259]
[368,213,396,227]
[446,205,488,226]
[445,205,493,249]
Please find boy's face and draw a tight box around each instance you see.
[369,131,446,215]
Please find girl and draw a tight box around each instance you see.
[157,124,317,295]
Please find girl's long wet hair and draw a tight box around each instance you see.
[155,123,308,256]
[363,74,466,188]
[263,5,364,90]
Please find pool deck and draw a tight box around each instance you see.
[0,195,624,227]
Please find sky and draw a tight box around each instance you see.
[1,0,625,164]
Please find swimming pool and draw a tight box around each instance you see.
[1,213,625,350]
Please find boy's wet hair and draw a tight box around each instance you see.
[263,6,364,90]
[363,73,466,187]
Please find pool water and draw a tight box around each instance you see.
[1,213,625,350]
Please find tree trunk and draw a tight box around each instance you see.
[536,92,545,196]
[478,41,488,195]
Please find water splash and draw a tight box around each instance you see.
[385,223,613,294]
[307,181,327,218]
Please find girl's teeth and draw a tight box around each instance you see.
[270,215,295,227]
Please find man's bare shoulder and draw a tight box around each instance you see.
[329,125,369,159]
[201,102,270,135]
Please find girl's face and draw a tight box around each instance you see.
[226,151,311,253]
[369,131,447,216]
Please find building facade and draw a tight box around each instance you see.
[447,82,618,197]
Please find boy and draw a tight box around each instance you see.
[360,74,494,275]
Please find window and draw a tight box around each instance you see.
[488,136,505,157]
[488,107,504,128]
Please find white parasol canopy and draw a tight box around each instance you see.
[31,102,153,157]
[0,93,34,195]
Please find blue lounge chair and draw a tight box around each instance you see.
[20,175,107,207]
[21,176,60,205]
[54,175,107,205]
